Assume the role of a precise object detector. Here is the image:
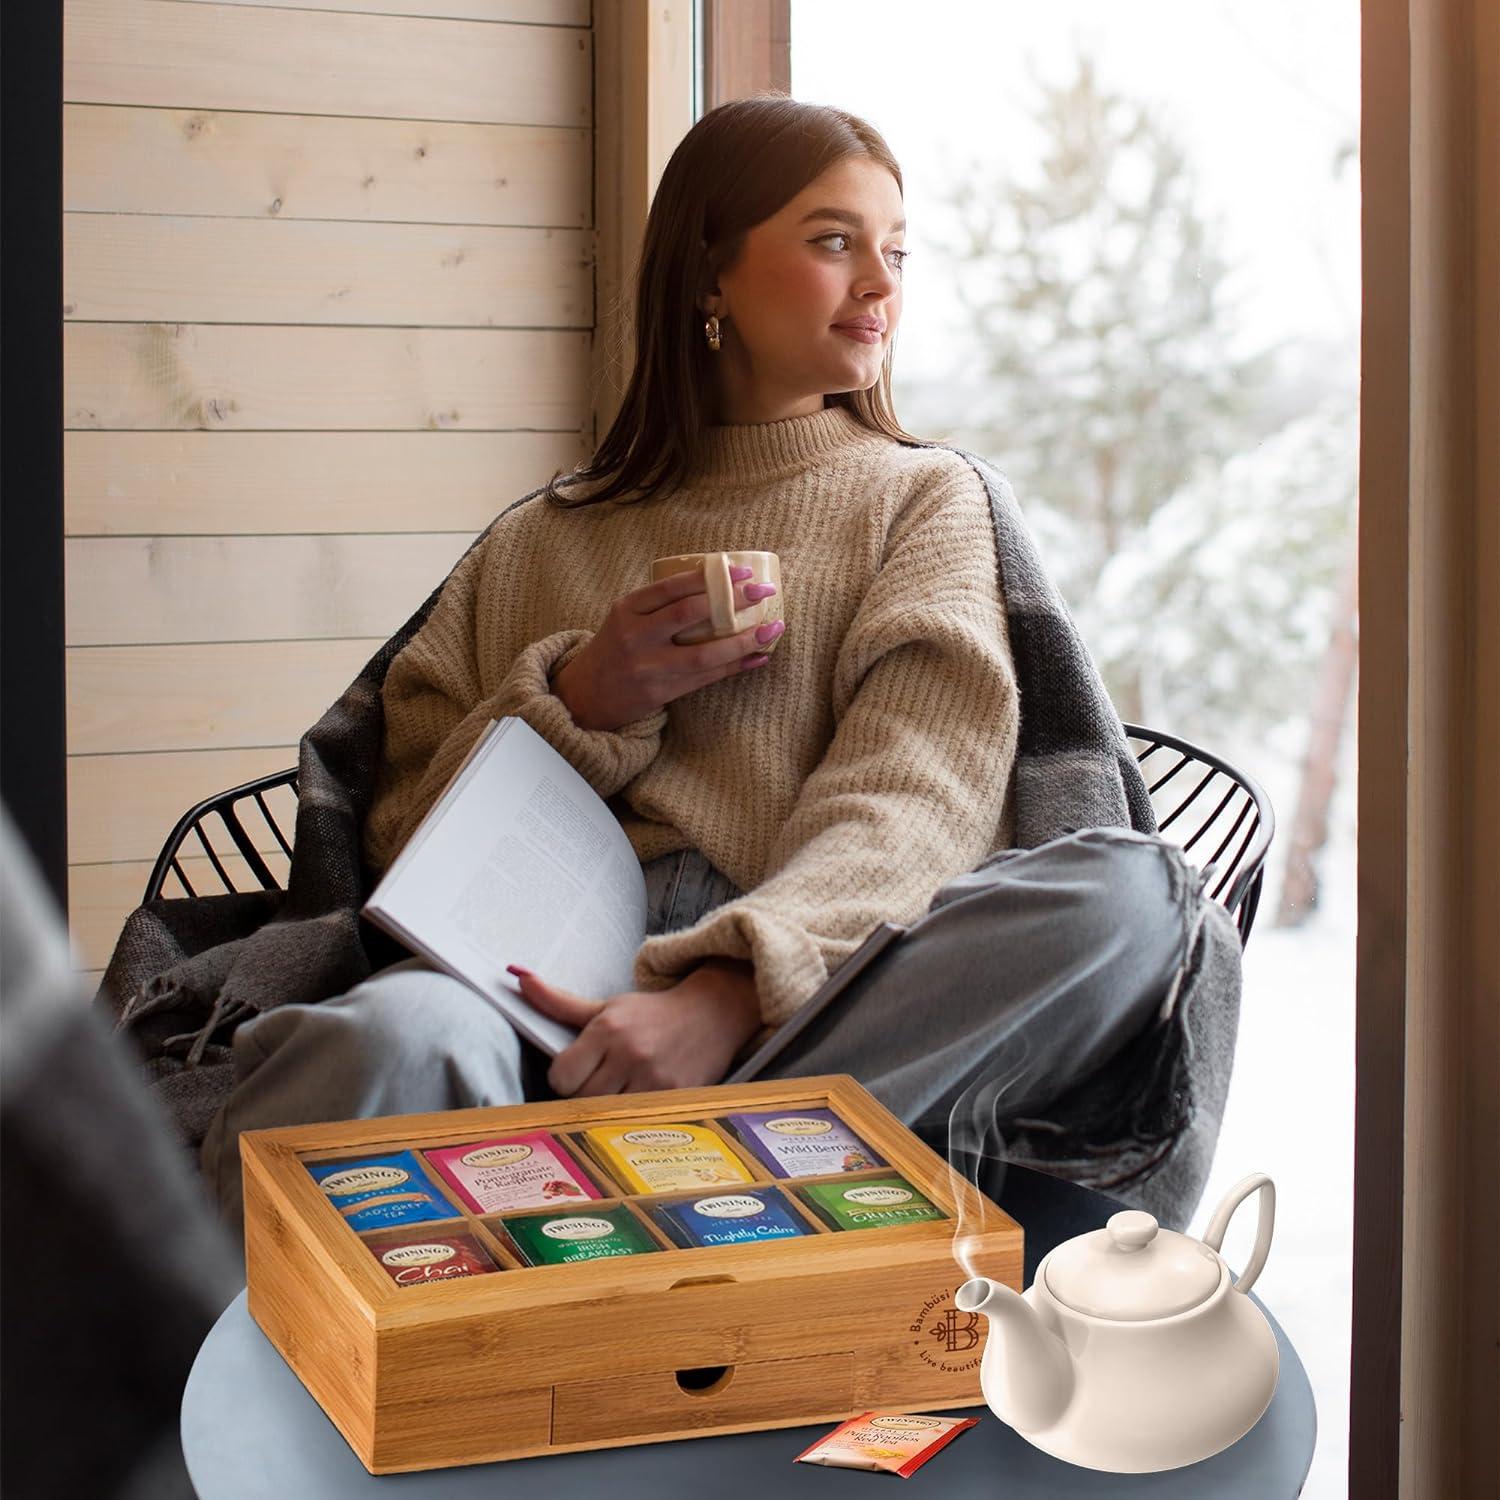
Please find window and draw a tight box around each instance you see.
[787,5,1359,1494]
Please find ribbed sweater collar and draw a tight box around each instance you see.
[694,404,885,485]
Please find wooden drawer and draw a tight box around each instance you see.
[552,1350,856,1445]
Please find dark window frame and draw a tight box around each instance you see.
[699,0,790,111]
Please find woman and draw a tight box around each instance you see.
[202,97,1192,1230]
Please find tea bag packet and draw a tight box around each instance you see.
[801,1176,945,1231]
[425,1131,599,1214]
[502,1204,662,1267]
[371,1229,500,1288]
[794,1412,978,1478]
[724,1107,884,1179]
[307,1150,455,1230]
[652,1188,809,1248]
[582,1121,756,1195]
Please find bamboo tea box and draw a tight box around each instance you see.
[240,1074,1021,1474]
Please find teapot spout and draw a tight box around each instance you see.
[955,1276,1075,1434]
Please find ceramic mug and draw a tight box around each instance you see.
[649,549,784,651]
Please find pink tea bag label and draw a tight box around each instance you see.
[425,1131,600,1214]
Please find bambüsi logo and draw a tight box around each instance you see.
[907,1288,982,1375]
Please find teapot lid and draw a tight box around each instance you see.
[1043,1210,1222,1321]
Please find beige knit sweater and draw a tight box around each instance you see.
[364,405,1020,1025]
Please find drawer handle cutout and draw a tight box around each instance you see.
[675,1364,734,1396]
[669,1275,737,1289]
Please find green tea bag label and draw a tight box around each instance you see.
[501,1203,661,1266]
[803,1176,945,1231]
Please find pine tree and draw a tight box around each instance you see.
[930,54,1354,750]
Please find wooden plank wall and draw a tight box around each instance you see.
[62,0,595,983]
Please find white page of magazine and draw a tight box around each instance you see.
[363,717,648,1056]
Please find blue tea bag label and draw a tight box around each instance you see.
[308,1150,454,1230]
[659,1188,808,1247]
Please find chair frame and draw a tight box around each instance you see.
[1122,722,1275,946]
[143,726,1275,946]
[143,767,299,903]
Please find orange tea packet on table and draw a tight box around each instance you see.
[793,1412,978,1477]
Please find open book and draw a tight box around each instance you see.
[363,717,906,1067]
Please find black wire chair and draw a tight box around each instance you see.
[1122,723,1274,948]
[142,767,299,902]
[142,727,1275,947]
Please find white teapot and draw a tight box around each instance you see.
[955,1173,1279,1473]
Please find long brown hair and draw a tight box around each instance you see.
[545,94,930,509]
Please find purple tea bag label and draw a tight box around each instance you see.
[724,1108,884,1179]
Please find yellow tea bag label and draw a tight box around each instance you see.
[583,1122,755,1195]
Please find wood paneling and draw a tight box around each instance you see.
[64,325,590,431]
[65,533,475,645]
[192,0,588,23]
[69,748,297,865]
[64,431,583,536]
[67,638,383,755]
[61,0,598,993]
[65,216,592,327]
[64,106,590,228]
[65,0,590,127]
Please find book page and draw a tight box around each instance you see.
[364,718,648,1055]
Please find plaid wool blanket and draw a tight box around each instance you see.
[99,449,1242,1228]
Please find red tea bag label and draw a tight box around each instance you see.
[794,1411,978,1477]
[372,1230,499,1287]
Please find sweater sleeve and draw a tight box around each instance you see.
[363,540,667,875]
[631,468,1020,1025]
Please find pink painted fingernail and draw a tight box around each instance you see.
[506,964,533,978]
[744,653,771,668]
[744,582,777,600]
[755,619,786,644]
[730,565,754,579]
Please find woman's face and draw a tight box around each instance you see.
[704,155,906,423]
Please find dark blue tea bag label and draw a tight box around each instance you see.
[307,1150,455,1231]
[654,1187,809,1248]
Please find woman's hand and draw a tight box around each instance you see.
[550,566,784,731]
[507,959,765,1096]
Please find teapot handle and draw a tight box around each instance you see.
[1202,1173,1275,1294]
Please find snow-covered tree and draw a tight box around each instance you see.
[926,54,1355,751]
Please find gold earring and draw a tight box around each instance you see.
[703,314,722,352]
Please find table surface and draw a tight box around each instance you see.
[182,1167,1316,1497]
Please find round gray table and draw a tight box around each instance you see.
[182,1168,1316,1496]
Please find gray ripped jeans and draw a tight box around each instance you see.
[201,828,1196,1236]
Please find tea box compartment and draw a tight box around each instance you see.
[241,1075,1021,1473]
